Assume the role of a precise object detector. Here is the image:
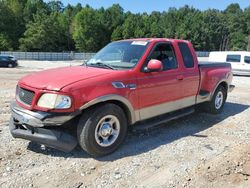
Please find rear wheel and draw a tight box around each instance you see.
[204,86,227,114]
[77,103,127,157]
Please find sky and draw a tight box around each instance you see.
[52,0,250,13]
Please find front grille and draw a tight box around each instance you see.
[17,86,35,105]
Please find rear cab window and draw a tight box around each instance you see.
[178,42,194,68]
[226,55,241,62]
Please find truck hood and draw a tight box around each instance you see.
[19,66,113,91]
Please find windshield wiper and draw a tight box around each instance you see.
[88,62,115,70]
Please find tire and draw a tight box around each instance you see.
[77,103,128,157]
[8,63,13,68]
[204,86,227,114]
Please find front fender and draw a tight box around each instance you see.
[79,94,139,124]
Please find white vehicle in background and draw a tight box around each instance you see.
[209,51,250,76]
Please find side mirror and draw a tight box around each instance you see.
[144,59,163,73]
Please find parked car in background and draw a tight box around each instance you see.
[0,55,18,68]
[209,51,250,76]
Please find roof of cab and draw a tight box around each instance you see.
[118,38,189,43]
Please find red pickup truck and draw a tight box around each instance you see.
[10,38,234,156]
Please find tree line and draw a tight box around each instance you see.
[0,0,249,52]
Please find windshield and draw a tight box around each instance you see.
[86,41,149,70]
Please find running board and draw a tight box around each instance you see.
[132,107,195,131]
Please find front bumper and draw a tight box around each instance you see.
[9,102,79,152]
[11,102,80,127]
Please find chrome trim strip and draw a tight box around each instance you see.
[12,105,44,127]
[139,96,196,120]
[80,94,137,124]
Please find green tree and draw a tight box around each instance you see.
[1,0,26,49]
[19,12,68,51]
[160,8,178,38]
[58,4,82,51]
[0,1,249,52]
[72,7,106,52]
[0,1,16,50]
[0,34,12,51]
[121,13,146,39]
[224,3,246,50]
[47,0,63,12]
[199,9,226,51]
[23,0,48,23]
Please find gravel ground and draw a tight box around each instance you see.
[0,61,249,188]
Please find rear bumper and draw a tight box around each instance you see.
[9,102,79,152]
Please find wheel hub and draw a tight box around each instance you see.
[95,115,121,147]
[215,91,223,109]
[100,123,113,137]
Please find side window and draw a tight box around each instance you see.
[226,55,241,62]
[148,43,178,71]
[178,42,194,68]
[0,57,7,61]
[244,56,250,64]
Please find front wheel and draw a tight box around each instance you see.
[8,63,13,68]
[77,103,127,157]
[204,86,227,114]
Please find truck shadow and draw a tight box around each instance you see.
[27,102,249,160]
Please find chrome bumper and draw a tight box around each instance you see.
[10,102,80,127]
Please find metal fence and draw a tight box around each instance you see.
[0,51,210,61]
[0,51,96,61]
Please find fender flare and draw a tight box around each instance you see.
[210,79,228,100]
[79,94,138,124]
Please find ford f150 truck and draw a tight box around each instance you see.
[10,38,234,156]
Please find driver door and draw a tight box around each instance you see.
[136,42,184,120]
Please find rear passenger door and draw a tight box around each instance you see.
[177,42,200,103]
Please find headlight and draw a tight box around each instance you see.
[37,93,71,109]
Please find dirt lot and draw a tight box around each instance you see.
[0,61,250,188]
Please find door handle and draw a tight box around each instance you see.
[176,75,184,81]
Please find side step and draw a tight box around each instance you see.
[132,107,195,132]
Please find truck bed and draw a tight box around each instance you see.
[198,61,231,68]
